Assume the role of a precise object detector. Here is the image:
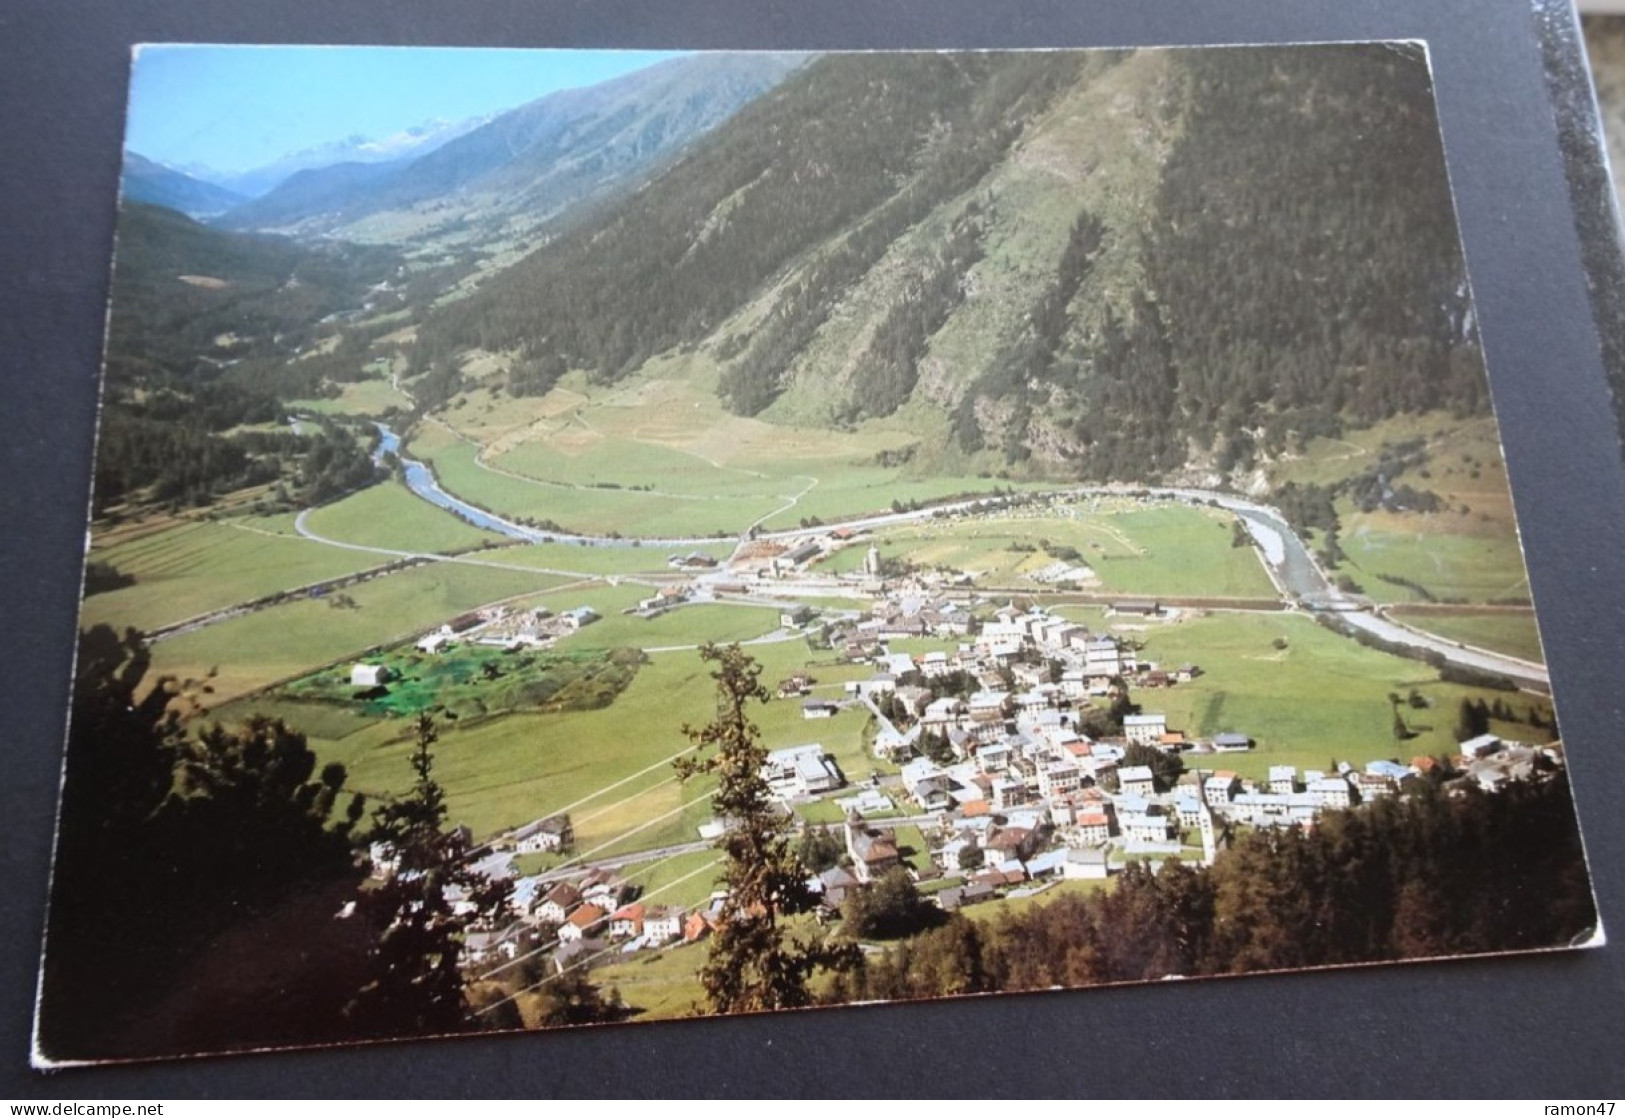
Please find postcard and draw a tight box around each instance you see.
[33,42,1601,1065]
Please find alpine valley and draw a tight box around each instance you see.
[40,45,1595,1063]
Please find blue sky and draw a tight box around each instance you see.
[125,45,685,175]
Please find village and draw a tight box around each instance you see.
[351,519,1564,988]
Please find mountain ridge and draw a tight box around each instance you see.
[214,52,808,237]
[120,153,248,219]
[413,46,1483,487]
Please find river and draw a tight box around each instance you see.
[367,426,1547,686]
[372,424,719,548]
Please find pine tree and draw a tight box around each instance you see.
[347,713,511,1038]
[674,644,858,1013]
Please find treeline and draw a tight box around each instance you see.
[40,627,373,1058]
[93,413,278,510]
[105,203,399,401]
[422,52,1094,388]
[947,46,1491,476]
[846,212,986,421]
[838,774,1594,1002]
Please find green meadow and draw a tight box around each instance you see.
[821,502,1275,597]
[150,561,573,707]
[583,942,709,1021]
[1340,517,1533,605]
[1388,608,1546,664]
[300,481,504,553]
[468,539,737,578]
[409,424,784,538]
[619,850,726,910]
[302,638,866,843]
[1266,411,1532,606]
[83,518,388,633]
[1124,610,1555,784]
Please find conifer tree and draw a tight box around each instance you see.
[674,644,858,1013]
[347,713,510,1038]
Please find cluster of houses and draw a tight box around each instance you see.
[345,604,607,687]
[461,867,709,969]
[386,809,728,970]
[410,603,600,655]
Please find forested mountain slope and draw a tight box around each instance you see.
[96,203,401,508]
[121,153,247,219]
[418,45,1483,484]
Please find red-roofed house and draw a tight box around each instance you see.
[558,903,606,943]
[609,902,647,939]
[535,883,582,926]
[683,911,714,943]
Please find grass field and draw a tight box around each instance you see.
[1266,412,1532,606]
[293,637,883,846]
[619,850,726,910]
[1387,608,1546,663]
[150,562,573,709]
[408,422,786,539]
[467,540,737,578]
[83,517,390,634]
[1122,610,1556,785]
[1340,515,1533,604]
[584,942,708,1021]
[287,374,412,415]
[301,481,504,553]
[960,878,1113,924]
[409,361,1050,538]
[818,501,1275,597]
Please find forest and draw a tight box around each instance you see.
[92,204,399,510]
[425,52,1096,388]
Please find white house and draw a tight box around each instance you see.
[1122,714,1168,745]
[534,883,581,926]
[514,814,573,854]
[643,905,684,943]
[1119,765,1157,797]
[763,744,842,797]
[350,663,391,687]
[1308,776,1352,809]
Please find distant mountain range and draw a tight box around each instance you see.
[210,52,808,236]
[205,118,493,199]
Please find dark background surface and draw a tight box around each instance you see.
[3,0,1623,1098]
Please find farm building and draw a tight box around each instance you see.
[350,663,391,687]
